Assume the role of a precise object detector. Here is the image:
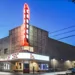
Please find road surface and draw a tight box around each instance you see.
[0,71,66,75]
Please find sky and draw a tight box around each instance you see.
[0,0,75,46]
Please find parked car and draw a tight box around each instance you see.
[48,68,60,72]
[66,68,75,75]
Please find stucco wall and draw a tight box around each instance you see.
[47,38,75,60]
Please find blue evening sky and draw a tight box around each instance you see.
[0,0,75,46]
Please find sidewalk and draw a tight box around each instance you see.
[0,71,66,75]
[0,71,11,74]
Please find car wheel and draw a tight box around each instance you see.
[66,73,70,75]
[66,73,68,75]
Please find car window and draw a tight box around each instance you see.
[68,68,73,70]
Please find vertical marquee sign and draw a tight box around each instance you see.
[22,3,30,46]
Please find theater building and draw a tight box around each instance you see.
[0,3,49,73]
[0,3,75,73]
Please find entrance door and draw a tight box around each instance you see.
[23,63,29,73]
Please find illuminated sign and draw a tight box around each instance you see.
[22,46,34,52]
[12,53,18,59]
[6,52,49,61]
[22,3,30,46]
[30,53,34,59]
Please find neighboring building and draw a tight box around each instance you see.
[47,38,75,70]
[0,36,10,57]
[47,38,75,60]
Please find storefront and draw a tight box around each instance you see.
[0,52,49,73]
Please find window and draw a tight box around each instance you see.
[4,48,8,54]
[19,63,21,69]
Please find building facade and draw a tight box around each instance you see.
[0,36,10,57]
[0,3,75,73]
[0,24,49,73]
[9,24,48,55]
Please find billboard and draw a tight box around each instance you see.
[6,52,49,61]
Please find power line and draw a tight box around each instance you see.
[57,34,75,40]
[51,29,75,37]
[49,25,75,34]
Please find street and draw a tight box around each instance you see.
[0,71,66,75]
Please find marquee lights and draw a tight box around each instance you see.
[22,3,30,46]
[6,52,49,61]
